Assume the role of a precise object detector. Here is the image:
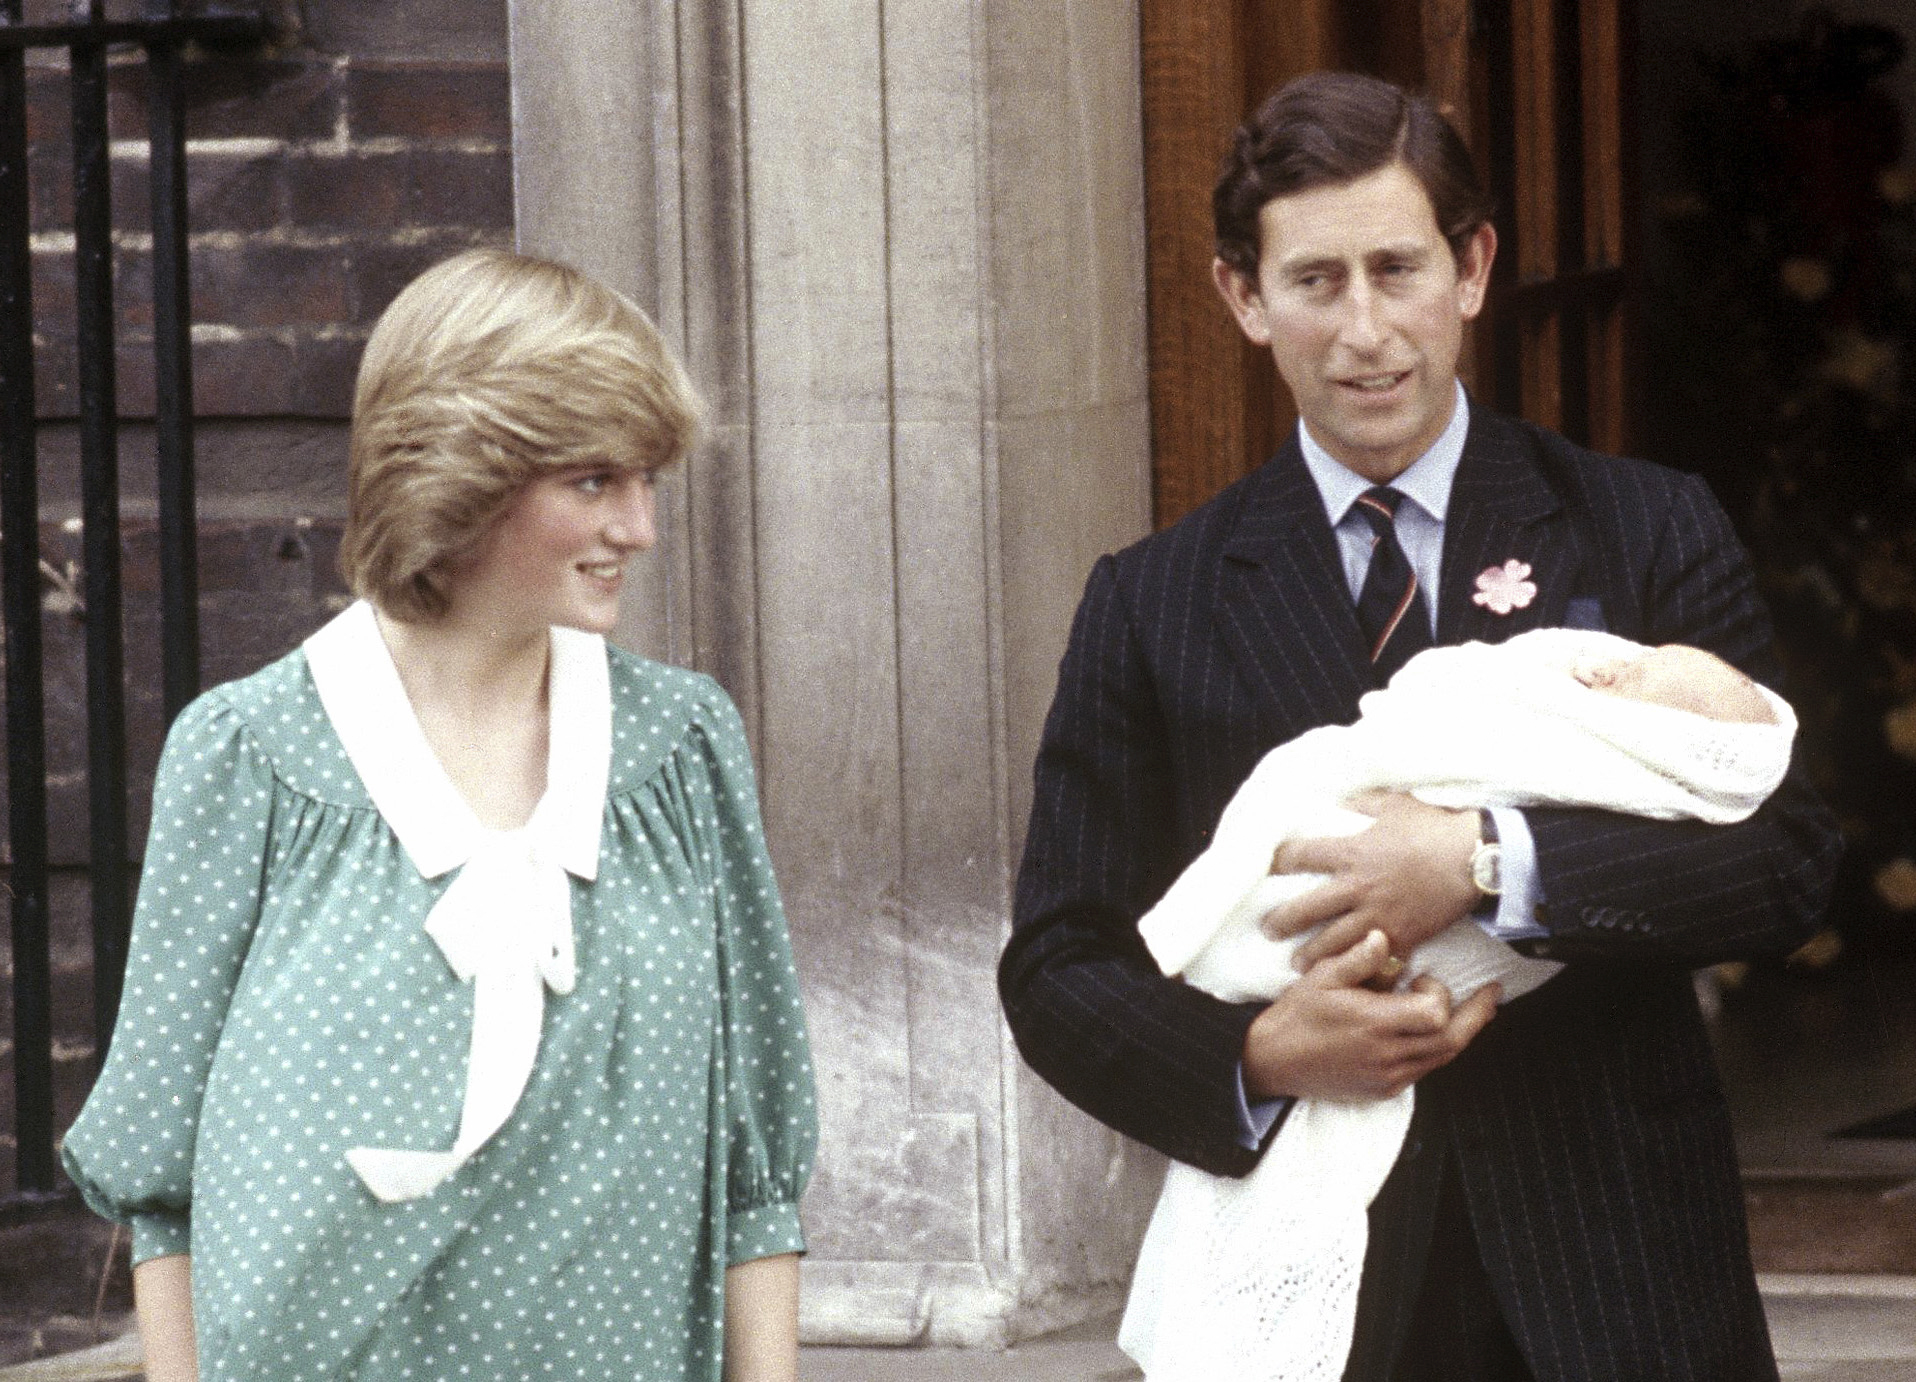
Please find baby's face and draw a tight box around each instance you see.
[1576,645,1776,724]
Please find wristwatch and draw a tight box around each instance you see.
[1470,809,1503,901]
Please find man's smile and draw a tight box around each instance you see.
[1339,369,1412,394]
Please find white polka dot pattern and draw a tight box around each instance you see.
[61,645,818,1381]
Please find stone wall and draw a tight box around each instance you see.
[24,3,510,424]
[511,0,1158,1347]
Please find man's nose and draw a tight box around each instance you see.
[1336,280,1387,352]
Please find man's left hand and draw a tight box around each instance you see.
[1263,790,1482,969]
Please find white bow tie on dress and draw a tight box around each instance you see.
[303,601,611,1206]
[344,830,581,1203]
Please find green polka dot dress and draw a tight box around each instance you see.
[62,605,818,1381]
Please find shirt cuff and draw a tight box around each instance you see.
[726,1199,806,1266]
[1476,806,1548,941]
[1233,1063,1293,1151]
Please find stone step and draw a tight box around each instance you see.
[0,1326,137,1382]
[2,1176,1906,1377]
[6,1280,1910,1382]
[1766,1276,1916,1382]
[1746,1173,1916,1274]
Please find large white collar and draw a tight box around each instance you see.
[302,600,609,882]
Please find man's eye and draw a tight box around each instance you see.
[574,473,610,495]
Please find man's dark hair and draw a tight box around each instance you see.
[1213,71,1494,278]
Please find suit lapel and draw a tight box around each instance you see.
[1216,413,1585,742]
[1217,439,1373,733]
[1439,411,1581,644]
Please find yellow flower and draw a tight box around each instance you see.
[1880,166,1916,205]
[1780,257,1833,302]
[1857,552,1916,613]
[1786,928,1843,969]
[1820,329,1900,401]
[1888,700,1916,760]
[1875,858,1916,913]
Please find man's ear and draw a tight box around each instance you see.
[1212,257,1273,347]
[1455,222,1497,321]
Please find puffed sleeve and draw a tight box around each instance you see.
[685,687,818,1266]
[61,693,276,1264]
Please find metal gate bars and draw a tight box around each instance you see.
[0,1,264,1215]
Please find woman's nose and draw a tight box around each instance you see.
[605,476,658,549]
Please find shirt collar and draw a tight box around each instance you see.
[302,600,609,882]
[1298,379,1470,527]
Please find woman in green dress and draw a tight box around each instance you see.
[62,249,818,1382]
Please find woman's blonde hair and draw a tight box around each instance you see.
[340,248,702,621]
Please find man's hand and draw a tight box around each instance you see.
[1242,930,1501,1102]
[1263,790,1482,969]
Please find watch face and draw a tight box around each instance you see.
[1473,842,1503,895]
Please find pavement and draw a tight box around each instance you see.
[796,1280,1916,1380]
[1760,1276,1916,1382]
[6,1277,1911,1381]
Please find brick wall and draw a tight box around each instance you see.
[27,37,513,418]
[0,3,513,1331]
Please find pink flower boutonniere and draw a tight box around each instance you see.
[1472,559,1537,615]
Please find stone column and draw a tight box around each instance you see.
[509,0,1155,1345]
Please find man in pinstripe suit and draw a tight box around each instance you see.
[999,73,1841,1381]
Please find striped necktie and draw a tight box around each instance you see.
[1352,486,1433,682]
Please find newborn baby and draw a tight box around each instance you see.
[1142,631,1788,1007]
[1579,641,1776,722]
[1120,629,1796,1382]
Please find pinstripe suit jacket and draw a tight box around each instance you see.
[1000,408,1842,1381]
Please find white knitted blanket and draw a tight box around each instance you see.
[1119,629,1796,1382]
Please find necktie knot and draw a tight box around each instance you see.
[1353,486,1407,538]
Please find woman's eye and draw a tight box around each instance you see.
[574,473,610,495]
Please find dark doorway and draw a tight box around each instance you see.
[1637,2,1916,1265]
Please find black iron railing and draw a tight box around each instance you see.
[1,1,265,1214]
